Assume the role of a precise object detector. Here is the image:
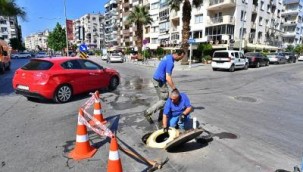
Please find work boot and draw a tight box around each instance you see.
[144,110,154,124]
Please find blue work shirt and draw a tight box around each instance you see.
[164,93,191,118]
[153,54,174,83]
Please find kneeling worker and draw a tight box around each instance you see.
[163,89,193,133]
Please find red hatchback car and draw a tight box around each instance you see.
[12,57,120,103]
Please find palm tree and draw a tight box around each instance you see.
[126,5,153,55]
[0,0,27,20]
[168,0,203,64]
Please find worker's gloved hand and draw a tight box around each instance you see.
[179,113,186,123]
[163,127,169,134]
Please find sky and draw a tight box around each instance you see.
[16,0,107,38]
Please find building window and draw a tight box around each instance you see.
[260,1,264,11]
[0,20,6,24]
[151,2,159,9]
[240,10,246,21]
[151,38,158,44]
[193,30,203,38]
[171,33,179,40]
[1,27,7,32]
[259,17,263,26]
[195,14,203,23]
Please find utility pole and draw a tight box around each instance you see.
[64,0,69,56]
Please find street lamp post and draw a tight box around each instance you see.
[64,0,69,56]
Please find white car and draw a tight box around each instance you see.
[211,50,248,72]
[109,53,124,63]
[298,55,303,61]
[11,52,31,59]
[35,52,48,58]
[101,54,108,61]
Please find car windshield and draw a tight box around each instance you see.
[21,60,53,70]
[112,53,120,56]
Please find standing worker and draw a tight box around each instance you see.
[144,49,185,124]
[162,89,193,132]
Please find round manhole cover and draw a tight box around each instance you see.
[234,96,257,103]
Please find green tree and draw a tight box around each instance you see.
[47,23,66,52]
[126,5,153,54]
[169,0,203,64]
[197,43,212,58]
[294,45,303,56]
[285,45,294,52]
[9,37,24,51]
[0,0,27,20]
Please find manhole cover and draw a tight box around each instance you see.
[234,96,257,103]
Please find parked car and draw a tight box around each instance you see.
[35,52,48,58]
[281,52,297,63]
[11,52,31,59]
[12,57,120,103]
[298,55,303,61]
[211,50,248,72]
[0,40,11,74]
[267,53,287,64]
[244,52,269,67]
[109,53,124,63]
[101,54,108,61]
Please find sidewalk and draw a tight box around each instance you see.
[125,58,211,71]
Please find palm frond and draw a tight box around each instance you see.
[192,0,203,8]
[0,0,27,20]
[168,0,183,11]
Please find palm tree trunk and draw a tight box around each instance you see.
[181,0,192,65]
[136,22,143,54]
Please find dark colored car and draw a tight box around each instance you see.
[282,52,297,63]
[12,57,120,103]
[244,52,269,68]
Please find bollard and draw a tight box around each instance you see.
[193,117,197,129]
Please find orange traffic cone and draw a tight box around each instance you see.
[69,108,97,160]
[107,136,123,172]
[90,91,107,125]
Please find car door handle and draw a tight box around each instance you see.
[89,73,98,75]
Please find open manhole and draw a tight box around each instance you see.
[233,96,257,103]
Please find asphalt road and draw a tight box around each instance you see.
[0,57,302,172]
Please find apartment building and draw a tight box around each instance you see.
[0,16,20,43]
[104,0,119,48]
[24,30,50,51]
[118,0,140,49]
[142,0,285,51]
[72,13,105,50]
[281,0,303,48]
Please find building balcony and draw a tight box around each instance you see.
[170,11,180,20]
[207,15,235,26]
[159,15,169,22]
[171,26,180,32]
[252,5,257,13]
[251,22,256,29]
[208,0,236,11]
[282,20,298,26]
[282,31,296,37]
[281,8,299,16]
[283,0,299,4]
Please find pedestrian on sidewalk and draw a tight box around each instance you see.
[162,89,193,132]
[143,49,185,124]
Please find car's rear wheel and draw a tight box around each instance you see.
[265,61,269,66]
[109,76,119,90]
[244,63,248,70]
[229,64,235,72]
[53,84,72,103]
[256,62,260,68]
[212,68,217,71]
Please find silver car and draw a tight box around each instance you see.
[267,53,287,64]
[109,53,124,63]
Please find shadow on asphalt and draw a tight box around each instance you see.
[167,140,211,153]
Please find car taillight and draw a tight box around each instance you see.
[252,57,256,61]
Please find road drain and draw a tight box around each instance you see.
[234,96,257,103]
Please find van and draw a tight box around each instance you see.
[0,40,11,74]
[211,50,248,72]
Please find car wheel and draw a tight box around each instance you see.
[265,61,269,66]
[229,64,235,72]
[109,76,119,90]
[244,63,248,70]
[212,68,217,71]
[256,62,260,68]
[53,84,72,103]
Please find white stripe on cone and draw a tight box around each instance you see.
[76,134,89,142]
[109,151,119,161]
[94,109,101,114]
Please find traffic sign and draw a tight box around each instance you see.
[79,44,88,52]
[187,38,196,44]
